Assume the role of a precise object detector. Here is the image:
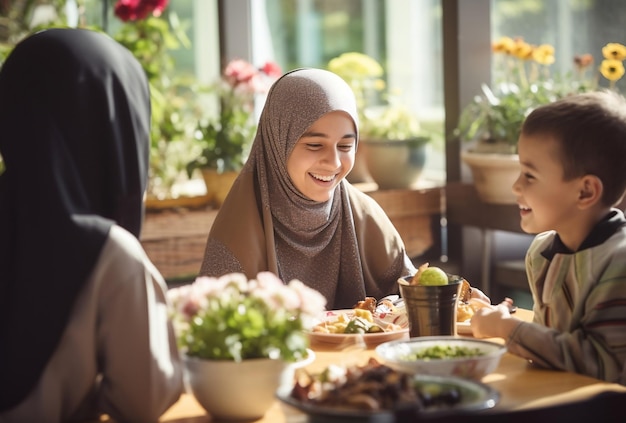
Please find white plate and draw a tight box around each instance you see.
[457,320,473,335]
[307,309,409,346]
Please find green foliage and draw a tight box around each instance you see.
[167,273,327,362]
[187,90,257,175]
[361,105,427,142]
[0,0,69,66]
[328,52,427,142]
[184,294,307,361]
[185,59,281,176]
[456,79,594,153]
[113,12,206,198]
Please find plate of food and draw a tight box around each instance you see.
[456,287,518,336]
[277,358,499,422]
[456,284,475,335]
[308,297,409,347]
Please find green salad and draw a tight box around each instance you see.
[403,345,486,361]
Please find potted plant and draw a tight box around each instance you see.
[166,272,326,420]
[327,52,430,189]
[358,104,431,190]
[113,0,209,204]
[0,1,205,203]
[186,59,281,207]
[455,36,626,204]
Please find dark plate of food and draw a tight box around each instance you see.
[277,358,499,423]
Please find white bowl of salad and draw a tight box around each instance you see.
[375,336,506,380]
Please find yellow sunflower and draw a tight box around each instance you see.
[511,38,533,60]
[532,44,555,65]
[602,43,626,61]
[492,36,515,54]
[600,59,625,82]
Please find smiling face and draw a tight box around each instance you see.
[512,133,585,239]
[286,111,356,202]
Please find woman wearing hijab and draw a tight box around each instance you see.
[0,29,183,422]
[199,68,417,309]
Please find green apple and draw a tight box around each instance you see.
[419,267,449,286]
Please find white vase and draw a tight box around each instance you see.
[183,350,315,420]
[461,151,520,205]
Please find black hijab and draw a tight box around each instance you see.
[0,28,151,410]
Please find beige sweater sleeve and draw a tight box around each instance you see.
[0,226,184,423]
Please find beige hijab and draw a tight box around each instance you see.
[200,68,415,309]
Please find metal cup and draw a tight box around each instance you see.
[398,275,462,337]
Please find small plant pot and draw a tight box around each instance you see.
[200,168,239,207]
[361,137,429,190]
[461,151,520,205]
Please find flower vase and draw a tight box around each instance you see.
[184,355,286,420]
[183,350,315,421]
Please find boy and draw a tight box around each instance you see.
[471,90,626,384]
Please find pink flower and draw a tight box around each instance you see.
[114,0,169,22]
[222,59,282,95]
[181,296,201,319]
[224,59,258,87]
[288,279,327,317]
[260,61,282,78]
[254,272,302,311]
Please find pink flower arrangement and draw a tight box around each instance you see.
[223,59,283,95]
[188,59,283,173]
[167,272,326,362]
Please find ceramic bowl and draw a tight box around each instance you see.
[375,336,506,380]
[184,349,315,420]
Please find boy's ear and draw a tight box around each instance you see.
[578,175,603,208]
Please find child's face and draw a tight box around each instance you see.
[287,111,356,202]
[513,133,584,236]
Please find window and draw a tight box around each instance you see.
[252,0,447,182]
[492,0,626,92]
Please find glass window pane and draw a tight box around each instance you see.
[492,0,626,92]
[264,0,445,182]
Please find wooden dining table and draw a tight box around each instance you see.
[108,308,626,422]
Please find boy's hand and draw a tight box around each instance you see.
[471,302,520,339]
[469,286,491,303]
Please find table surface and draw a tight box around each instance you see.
[116,308,626,423]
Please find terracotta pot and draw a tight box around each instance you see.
[461,151,520,205]
[200,168,239,207]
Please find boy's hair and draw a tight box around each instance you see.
[521,90,626,207]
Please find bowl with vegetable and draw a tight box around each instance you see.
[375,336,506,380]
